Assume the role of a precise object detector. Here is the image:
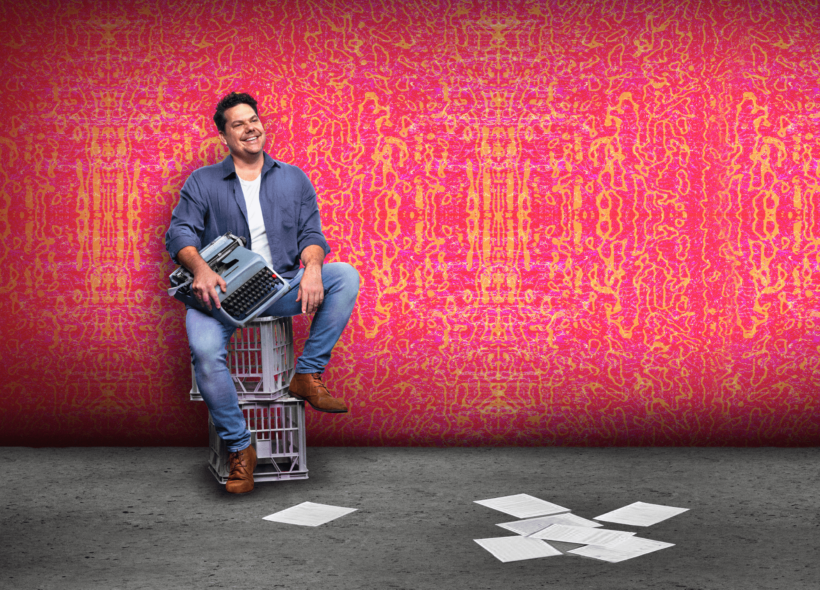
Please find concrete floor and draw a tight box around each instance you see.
[1,447,818,590]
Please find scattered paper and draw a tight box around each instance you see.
[474,536,562,562]
[474,494,570,518]
[497,513,603,536]
[263,502,357,527]
[569,537,675,563]
[530,524,636,547]
[594,502,689,527]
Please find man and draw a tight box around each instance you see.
[165,92,359,494]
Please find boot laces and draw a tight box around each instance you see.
[311,373,329,393]
[229,449,248,473]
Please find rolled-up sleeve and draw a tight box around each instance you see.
[165,173,207,263]
[297,183,331,257]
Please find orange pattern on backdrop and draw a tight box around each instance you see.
[1,0,819,446]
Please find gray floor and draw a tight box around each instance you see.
[1,447,818,590]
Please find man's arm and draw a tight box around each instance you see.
[165,173,208,264]
[178,246,227,311]
[296,244,325,314]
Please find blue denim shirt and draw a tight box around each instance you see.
[165,153,330,280]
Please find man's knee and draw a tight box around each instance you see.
[189,339,228,375]
[340,262,360,294]
[327,262,360,297]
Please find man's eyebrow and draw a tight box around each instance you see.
[232,116,258,125]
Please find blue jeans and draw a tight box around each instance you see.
[186,262,360,452]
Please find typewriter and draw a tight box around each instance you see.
[168,232,293,328]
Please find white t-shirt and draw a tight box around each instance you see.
[238,175,274,269]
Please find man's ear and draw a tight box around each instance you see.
[218,132,227,146]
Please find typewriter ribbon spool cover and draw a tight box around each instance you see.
[168,232,293,328]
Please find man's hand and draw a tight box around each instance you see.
[178,245,227,311]
[192,266,227,311]
[296,244,326,314]
[296,264,324,314]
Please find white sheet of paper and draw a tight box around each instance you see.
[474,494,570,518]
[263,502,357,527]
[531,524,636,547]
[497,513,603,536]
[474,536,562,562]
[594,502,689,527]
[569,537,675,562]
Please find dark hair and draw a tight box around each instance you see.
[213,92,259,133]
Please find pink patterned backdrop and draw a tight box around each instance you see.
[1,0,819,446]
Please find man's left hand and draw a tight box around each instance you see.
[296,264,324,314]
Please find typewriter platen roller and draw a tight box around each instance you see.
[168,232,293,328]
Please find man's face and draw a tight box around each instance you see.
[219,103,266,158]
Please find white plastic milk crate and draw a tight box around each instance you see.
[208,398,308,484]
[191,316,295,402]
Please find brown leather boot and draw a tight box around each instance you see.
[226,444,257,494]
[288,373,349,413]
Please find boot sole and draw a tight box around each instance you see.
[288,392,348,413]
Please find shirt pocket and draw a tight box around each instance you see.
[279,202,297,230]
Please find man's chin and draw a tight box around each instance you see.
[232,145,265,158]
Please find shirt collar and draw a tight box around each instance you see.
[220,152,279,179]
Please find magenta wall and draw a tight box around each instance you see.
[1,0,819,446]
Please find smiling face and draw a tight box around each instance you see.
[219,103,266,160]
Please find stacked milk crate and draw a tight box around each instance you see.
[190,316,308,483]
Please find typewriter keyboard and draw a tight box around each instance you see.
[221,269,280,319]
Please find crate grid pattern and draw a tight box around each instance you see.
[190,316,295,401]
[208,399,308,484]
[245,400,304,459]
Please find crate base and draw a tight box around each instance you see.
[208,461,309,484]
[191,388,291,403]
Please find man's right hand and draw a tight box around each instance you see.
[192,266,227,310]
[177,245,227,311]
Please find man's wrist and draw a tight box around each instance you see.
[300,244,326,270]
[190,259,212,276]
[178,246,211,276]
